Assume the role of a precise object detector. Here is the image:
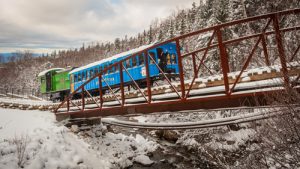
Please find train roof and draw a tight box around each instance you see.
[69,43,155,74]
[37,68,65,77]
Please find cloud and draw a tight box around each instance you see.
[0,0,196,53]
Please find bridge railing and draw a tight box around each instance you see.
[54,8,300,117]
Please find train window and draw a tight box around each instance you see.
[74,74,77,82]
[171,54,177,64]
[126,59,131,68]
[99,66,103,73]
[149,52,155,64]
[109,63,114,73]
[132,56,137,67]
[78,73,81,81]
[138,54,145,65]
[166,53,171,64]
[103,65,107,74]
[94,68,98,74]
[90,69,94,78]
[82,72,85,80]
[115,65,119,72]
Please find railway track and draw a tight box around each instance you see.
[101,105,300,130]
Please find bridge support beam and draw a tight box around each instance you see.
[216,28,230,95]
[272,14,290,88]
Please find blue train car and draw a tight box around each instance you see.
[69,42,179,94]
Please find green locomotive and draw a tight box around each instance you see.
[38,67,72,101]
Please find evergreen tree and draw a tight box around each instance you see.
[114,38,121,50]
[148,26,153,43]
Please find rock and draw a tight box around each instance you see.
[134,155,154,167]
[160,159,166,163]
[228,124,240,131]
[48,106,53,111]
[226,140,235,145]
[38,106,44,110]
[28,105,34,110]
[95,131,102,137]
[118,157,133,169]
[155,130,179,142]
[130,144,137,151]
[71,125,79,133]
[85,131,95,137]
[106,125,114,133]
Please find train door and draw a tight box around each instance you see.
[45,72,52,92]
[157,48,166,72]
[70,74,74,93]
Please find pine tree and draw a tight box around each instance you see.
[114,38,121,50]
[158,29,163,41]
[168,20,174,38]
[148,26,153,43]
[180,18,186,35]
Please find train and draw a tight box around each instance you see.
[38,42,180,101]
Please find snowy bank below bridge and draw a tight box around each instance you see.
[0,108,157,169]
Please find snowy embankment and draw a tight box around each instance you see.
[0,108,157,169]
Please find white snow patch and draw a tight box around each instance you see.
[0,108,110,169]
[37,68,65,77]
[134,154,154,166]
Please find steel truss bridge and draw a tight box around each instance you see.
[55,9,300,121]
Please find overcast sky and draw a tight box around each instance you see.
[0,0,196,53]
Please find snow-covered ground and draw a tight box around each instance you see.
[0,108,157,169]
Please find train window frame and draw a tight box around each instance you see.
[115,64,119,72]
[125,58,131,68]
[103,64,107,74]
[99,66,103,73]
[74,74,77,83]
[82,71,85,81]
[89,69,94,78]
[132,56,137,67]
[138,54,145,65]
[166,53,171,65]
[149,52,156,64]
[94,68,98,74]
[172,54,177,64]
[109,63,114,73]
[78,73,81,82]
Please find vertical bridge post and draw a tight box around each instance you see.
[216,28,230,95]
[272,14,290,87]
[176,39,186,99]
